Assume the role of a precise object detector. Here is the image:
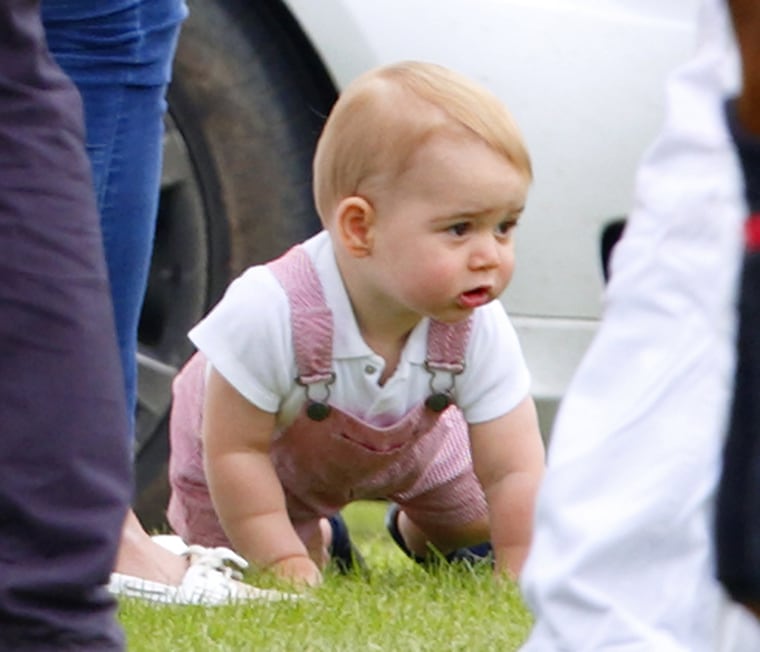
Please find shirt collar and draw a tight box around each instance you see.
[306,231,428,363]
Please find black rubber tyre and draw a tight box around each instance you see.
[134,0,336,529]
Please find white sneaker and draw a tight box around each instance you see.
[150,534,190,556]
[108,537,298,605]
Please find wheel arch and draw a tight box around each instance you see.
[173,0,340,303]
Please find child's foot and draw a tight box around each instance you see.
[327,513,368,575]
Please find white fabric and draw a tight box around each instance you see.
[519,1,760,650]
[189,230,530,429]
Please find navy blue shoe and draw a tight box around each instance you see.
[328,513,368,575]
[385,503,426,564]
[445,541,493,565]
[385,503,493,568]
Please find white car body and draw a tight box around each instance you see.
[277,0,701,435]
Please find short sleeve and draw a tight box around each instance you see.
[188,265,295,413]
[457,301,531,424]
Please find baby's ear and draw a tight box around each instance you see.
[334,195,375,257]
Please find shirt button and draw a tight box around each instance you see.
[364,364,376,375]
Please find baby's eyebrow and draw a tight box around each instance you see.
[431,212,475,223]
[435,203,525,223]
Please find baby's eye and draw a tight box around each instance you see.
[448,222,470,236]
[496,219,517,236]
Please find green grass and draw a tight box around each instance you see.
[118,501,533,651]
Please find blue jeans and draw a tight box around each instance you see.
[42,0,187,425]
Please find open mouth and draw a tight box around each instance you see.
[458,287,491,309]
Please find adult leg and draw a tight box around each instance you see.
[81,82,190,584]
[519,0,760,649]
[71,81,167,418]
[42,0,190,587]
[716,0,760,620]
[0,0,131,648]
[41,0,186,423]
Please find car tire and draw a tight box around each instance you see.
[134,0,336,530]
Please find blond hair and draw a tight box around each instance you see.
[313,61,532,222]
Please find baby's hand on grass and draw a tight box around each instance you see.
[271,555,323,588]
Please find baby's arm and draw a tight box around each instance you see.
[469,395,545,579]
[202,367,322,587]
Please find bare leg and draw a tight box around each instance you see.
[397,510,490,557]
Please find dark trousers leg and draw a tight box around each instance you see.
[0,1,132,649]
[716,101,760,610]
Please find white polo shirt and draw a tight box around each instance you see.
[189,231,531,431]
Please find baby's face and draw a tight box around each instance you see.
[365,129,529,325]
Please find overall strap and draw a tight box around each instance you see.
[423,317,473,412]
[267,246,334,384]
[426,318,472,373]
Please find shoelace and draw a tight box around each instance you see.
[184,545,249,582]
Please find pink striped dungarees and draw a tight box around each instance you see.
[167,245,488,549]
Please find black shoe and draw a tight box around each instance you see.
[327,513,368,575]
[385,503,493,567]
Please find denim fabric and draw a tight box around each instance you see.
[42,0,187,426]
[41,0,188,86]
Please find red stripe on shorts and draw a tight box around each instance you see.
[745,213,760,252]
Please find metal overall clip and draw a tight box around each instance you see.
[423,360,465,413]
[296,371,336,421]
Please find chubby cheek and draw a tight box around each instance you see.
[397,255,459,302]
[498,254,516,291]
